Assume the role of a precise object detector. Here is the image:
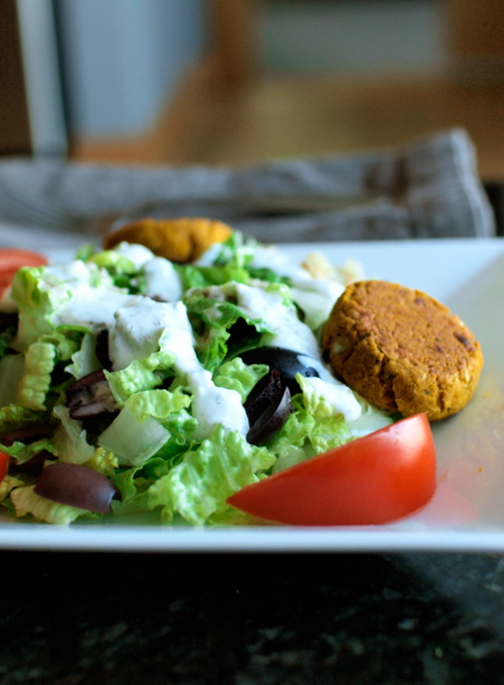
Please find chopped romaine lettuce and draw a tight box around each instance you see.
[105,350,175,405]
[0,233,396,527]
[10,485,89,524]
[140,424,275,525]
[98,388,195,467]
[66,332,101,380]
[213,357,269,402]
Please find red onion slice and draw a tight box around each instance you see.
[0,424,56,446]
[66,370,118,420]
[34,463,121,514]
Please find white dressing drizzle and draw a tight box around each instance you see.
[26,244,362,442]
[143,257,182,302]
[46,259,99,283]
[289,279,344,331]
[109,297,178,370]
[53,284,137,331]
[112,242,154,269]
[248,245,312,282]
[247,244,346,335]
[301,375,362,422]
[189,370,249,440]
[46,260,136,331]
[111,299,248,439]
[234,282,320,358]
[233,280,361,422]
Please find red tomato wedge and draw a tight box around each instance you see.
[0,451,9,483]
[227,413,437,526]
[0,249,48,296]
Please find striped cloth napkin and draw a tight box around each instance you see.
[0,127,494,249]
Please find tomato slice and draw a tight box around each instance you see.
[0,451,9,483]
[227,414,437,526]
[0,249,48,296]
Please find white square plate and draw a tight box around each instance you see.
[1,237,503,553]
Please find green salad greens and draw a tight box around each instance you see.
[0,232,392,526]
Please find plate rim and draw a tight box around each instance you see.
[2,236,504,553]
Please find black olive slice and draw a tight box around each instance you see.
[244,368,282,426]
[34,463,121,514]
[0,424,56,446]
[245,369,294,445]
[66,370,118,420]
[239,347,320,394]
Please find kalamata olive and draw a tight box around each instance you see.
[245,369,294,445]
[239,347,320,394]
[34,463,121,514]
[0,424,56,446]
[66,370,118,420]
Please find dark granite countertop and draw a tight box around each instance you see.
[2,551,504,684]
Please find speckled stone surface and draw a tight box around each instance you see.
[2,552,504,684]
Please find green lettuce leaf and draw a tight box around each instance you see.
[75,243,97,261]
[268,370,362,472]
[0,474,25,502]
[213,357,268,402]
[0,436,56,464]
[177,263,250,291]
[184,287,272,370]
[16,341,56,411]
[0,404,55,463]
[65,332,101,380]
[52,405,95,464]
[268,394,351,473]
[11,261,117,350]
[83,446,119,478]
[86,249,146,291]
[0,404,47,437]
[9,485,89,524]
[105,349,175,406]
[141,424,275,525]
[297,373,393,436]
[11,266,68,349]
[202,229,257,269]
[0,354,25,408]
[98,388,195,466]
[87,249,138,275]
[16,331,82,411]
[39,330,81,362]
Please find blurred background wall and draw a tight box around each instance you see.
[55,0,447,141]
[2,0,504,177]
[259,0,447,75]
[55,0,207,137]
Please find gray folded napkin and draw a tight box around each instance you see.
[0,127,494,248]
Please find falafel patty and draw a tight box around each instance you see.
[321,280,483,421]
[103,217,232,263]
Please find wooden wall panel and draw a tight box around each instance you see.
[449,0,504,57]
[0,0,31,155]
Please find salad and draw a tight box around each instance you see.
[0,233,435,526]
